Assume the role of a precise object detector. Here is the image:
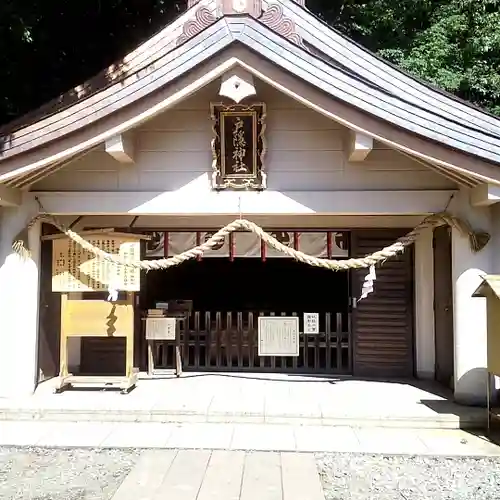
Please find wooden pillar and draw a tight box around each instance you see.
[414,227,435,379]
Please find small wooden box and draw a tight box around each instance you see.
[145,317,177,340]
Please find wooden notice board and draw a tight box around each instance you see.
[51,234,141,292]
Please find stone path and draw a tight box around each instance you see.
[0,420,499,456]
[110,450,324,500]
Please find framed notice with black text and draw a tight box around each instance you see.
[210,102,267,190]
[258,316,299,357]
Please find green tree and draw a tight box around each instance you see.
[397,0,500,114]
[0,1,185,125]
[310,0,500,115]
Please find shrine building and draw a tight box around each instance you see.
[0,0,500,404]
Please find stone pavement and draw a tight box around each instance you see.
[0,374,486,428]
[1,376,496,500]
[109,450,324,500]
[0,420,499,456]
[2,446,500,500]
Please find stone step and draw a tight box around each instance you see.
[1,420,499,456]
[0,406,485,429]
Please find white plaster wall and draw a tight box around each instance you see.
[0,194,41,397]
[450,189,492,405]
[32,82,455,193]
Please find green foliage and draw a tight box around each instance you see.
[0,0,499,125]
[309,0,500,115]
[398,0,500,114]
[0,1,186,124]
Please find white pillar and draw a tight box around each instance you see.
[0,196,41,398]
[451,190,492,406]
[490,204,500,402]
[414,227,435,379]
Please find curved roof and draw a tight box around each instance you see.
[0,0,499,185]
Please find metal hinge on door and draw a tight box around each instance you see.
[350,297,358,309]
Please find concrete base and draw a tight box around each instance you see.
[417,371,436,381]
[0,374,486,430]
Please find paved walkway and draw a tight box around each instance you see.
[0,374,486,428]
[109,450,324,500]
[0,420,499,456]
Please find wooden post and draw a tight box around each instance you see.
[125,293,134,377]
[59,293,69,379]
[147,340,154,377]
[175,320,183,377]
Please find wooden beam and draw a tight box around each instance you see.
[105,133,135,163]
[470,183,500,207]
[41,230,151,241]
[348,130,373,161]
[0,184,22,206]
[34,189,456,216]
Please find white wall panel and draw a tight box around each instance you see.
[33,81,455,194]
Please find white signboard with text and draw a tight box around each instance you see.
[304,313,319,334]
[258,317,299,356]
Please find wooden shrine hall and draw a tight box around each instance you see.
[0,0,499,407]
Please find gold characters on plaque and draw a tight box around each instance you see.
[210,102,267,190]
[232,117,248,173]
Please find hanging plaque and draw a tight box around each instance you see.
[210,102,267,190]
[258,317,299,357]
[51,235,141,292]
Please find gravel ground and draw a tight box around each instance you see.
[317,453,500,500]
[0,447,142,500]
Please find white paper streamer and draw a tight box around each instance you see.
[359,265,376,300]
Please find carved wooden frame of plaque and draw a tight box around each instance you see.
[258,316,299,357]
[210,102,267,190]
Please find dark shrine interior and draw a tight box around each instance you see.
[141,257,350,315]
